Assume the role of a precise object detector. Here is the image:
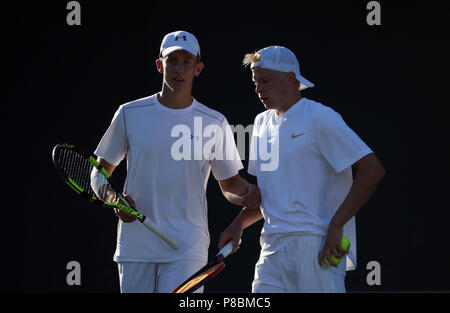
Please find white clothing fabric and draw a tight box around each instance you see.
[118,259,206,293]
[252,234,346,293]
[95,93,243,263]
[248,97,373,270]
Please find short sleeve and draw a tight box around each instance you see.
[209,117,244,180]
[317,108,373,173]
[94,105,128,166]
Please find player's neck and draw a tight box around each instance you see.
[158,86,193,109]
[276,93,302,115]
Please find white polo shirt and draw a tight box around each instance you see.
[95,93,243,263]
[248,97,372,271]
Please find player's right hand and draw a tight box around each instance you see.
[114,194,137,223]
[238,184,261,211]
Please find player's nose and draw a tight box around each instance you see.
[255,83,262,94]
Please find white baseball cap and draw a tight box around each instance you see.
[159,30,201,60]
[250,46,314,90]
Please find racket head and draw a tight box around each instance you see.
[172,261,225,293]
[52,143,114,202]
[52,144,177,247]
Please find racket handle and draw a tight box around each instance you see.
[217,239,242,258]
[141,217,181,250]
[117,194,181,250]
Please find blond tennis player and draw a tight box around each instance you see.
[219,46,385,292]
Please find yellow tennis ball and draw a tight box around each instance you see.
[324,237,351,266]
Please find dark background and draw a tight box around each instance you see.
[4,1,449,293]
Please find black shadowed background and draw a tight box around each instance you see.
[4,1,449,294]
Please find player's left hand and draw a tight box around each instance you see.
[318,224,347,267]
[218,224,242,255]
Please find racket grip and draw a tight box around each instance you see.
[117,195,181,250]
[141,217,181,250]
[218,239,242,258]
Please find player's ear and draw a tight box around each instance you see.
[287,72,300,87]
[156,58,164,74]
[287,72,297,81]
[194,61,204,77]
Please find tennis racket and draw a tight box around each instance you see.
[171,240,240,293]
[52,143,181,250]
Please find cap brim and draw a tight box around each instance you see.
[297,74,314,91]
[160,46,199,58]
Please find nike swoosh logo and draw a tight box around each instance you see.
[291,133,304,139]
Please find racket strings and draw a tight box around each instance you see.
[58,147,111,200]
[61,148,92,195]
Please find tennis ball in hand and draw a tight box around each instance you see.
[324,237,351,266]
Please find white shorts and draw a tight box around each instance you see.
[252,234,346,293]
[118,259,206,293]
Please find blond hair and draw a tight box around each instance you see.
[242,52,261,67]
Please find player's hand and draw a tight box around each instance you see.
[318,223,347,267]
[218,223,243,255]
[114,194,137,223]
[238,184,261,210]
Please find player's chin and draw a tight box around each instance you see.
[261,101,273,109]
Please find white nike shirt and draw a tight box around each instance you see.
[248,97,373,271]
[95,94,243,263]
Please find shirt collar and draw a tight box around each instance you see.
[272,97,306,124]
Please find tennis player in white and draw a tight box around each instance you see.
[94,31,261,293]
[219,46,385,292]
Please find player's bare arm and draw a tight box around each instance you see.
[97,157,137,223]
[218,207,264,252]
[318,153,385,266]
[218,174,261,210]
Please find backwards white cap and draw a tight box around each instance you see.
[160,30,201,60]
[251,46,314,91]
